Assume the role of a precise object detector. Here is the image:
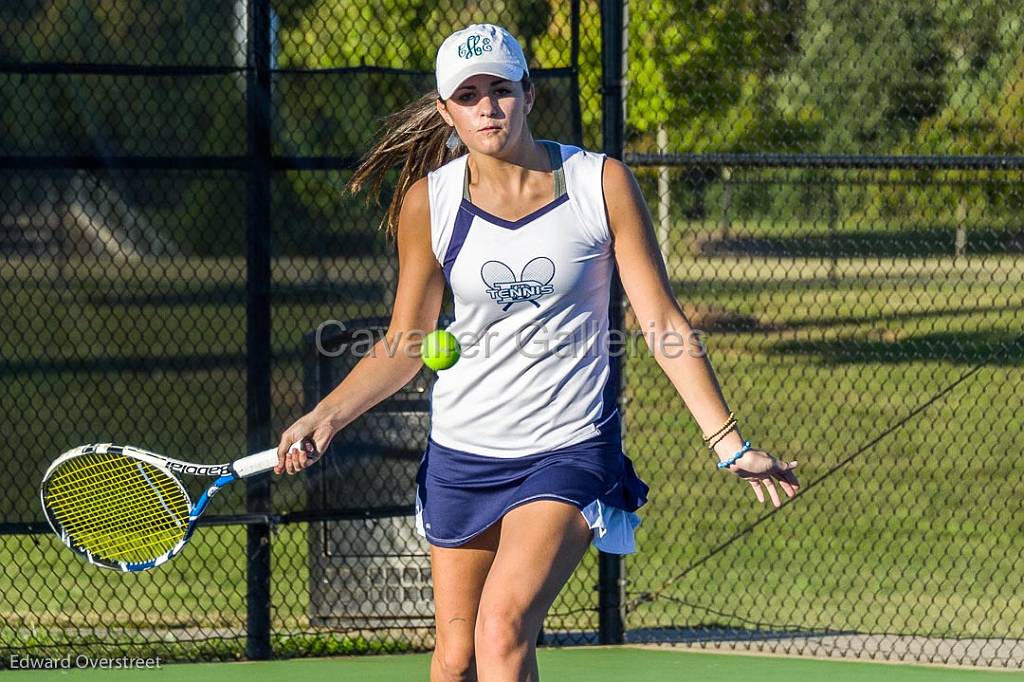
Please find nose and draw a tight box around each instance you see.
[481,95,500,113]
[479,93,503,119]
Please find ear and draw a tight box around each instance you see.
[524,82,535,115]
[436,99,454,127]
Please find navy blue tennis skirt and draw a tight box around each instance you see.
[414,413,649,554]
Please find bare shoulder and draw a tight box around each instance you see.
[600,156,645,237]
[600,155,635,190]
[400,176,430,222]
[392,175,445,333]
[396,176,434,258]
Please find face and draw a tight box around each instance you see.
[436,73,534,156]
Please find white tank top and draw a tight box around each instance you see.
[425,140,617,458]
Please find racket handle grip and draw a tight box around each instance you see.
[234,441,303,477]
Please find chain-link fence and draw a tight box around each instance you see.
[615,0,1024,668]
[1,0,1022,670]
[0,0,599,665]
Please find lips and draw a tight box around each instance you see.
[479,126,501,132]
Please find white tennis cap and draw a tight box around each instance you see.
[435,24,529,101]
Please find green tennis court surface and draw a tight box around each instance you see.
[15,648,1024,680]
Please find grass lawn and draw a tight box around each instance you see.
[1,249,1021,661]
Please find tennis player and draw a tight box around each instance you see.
[276,23,800,682]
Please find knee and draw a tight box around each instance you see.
[475,608,530,659]
[434,639,476,681]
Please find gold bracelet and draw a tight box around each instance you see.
[705,419,737,448]
[708,422,739,450]
[702,412,736,444]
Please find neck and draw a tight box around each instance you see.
[466,137,549,194]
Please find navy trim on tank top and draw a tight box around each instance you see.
[442,205,475,282]
[599,363,617,422]
[595,303,618,422]
[459,193,570,230]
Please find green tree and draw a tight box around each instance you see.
[622,1,810,221]
[626,0,806,152]
[274,0,583,255]
[781,0,951,154]
[864,1,1024,228]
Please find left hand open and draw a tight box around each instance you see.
[727,449,800,508]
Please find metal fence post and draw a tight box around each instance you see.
[245,0,274,661]
[599,0,627,646]
[828,176,839,281]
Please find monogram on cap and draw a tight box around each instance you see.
[435,24,530,100]
[458,35,493,60]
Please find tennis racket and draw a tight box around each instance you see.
[39,440,303,572]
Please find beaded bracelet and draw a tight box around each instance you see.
[707,422,738,450]
[716,441,752,470]
[703,411,736,445]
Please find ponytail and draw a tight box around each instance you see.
[344,90,461,240]
[345,75,532,240]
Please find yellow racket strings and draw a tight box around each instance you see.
[44,453,191,564]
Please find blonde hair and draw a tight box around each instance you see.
[345,75,532,240]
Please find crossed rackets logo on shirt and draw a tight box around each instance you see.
[480,257,556,311]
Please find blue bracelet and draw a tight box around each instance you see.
[717,441,752,469]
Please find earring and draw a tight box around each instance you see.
[445,128,462,150]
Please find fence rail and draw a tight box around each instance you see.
[1,0,1022,669]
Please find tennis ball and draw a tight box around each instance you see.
[421,329,460,371]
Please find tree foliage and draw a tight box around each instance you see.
[1,0,1022,253]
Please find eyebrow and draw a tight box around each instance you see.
[455,79,508,92]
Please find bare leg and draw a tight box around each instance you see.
[474,500,592,682]
[430,521,501,681]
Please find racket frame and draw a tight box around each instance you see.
[40,443,281,572]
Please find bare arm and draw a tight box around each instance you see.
[275,176,446,473]
[602,158,798,505]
